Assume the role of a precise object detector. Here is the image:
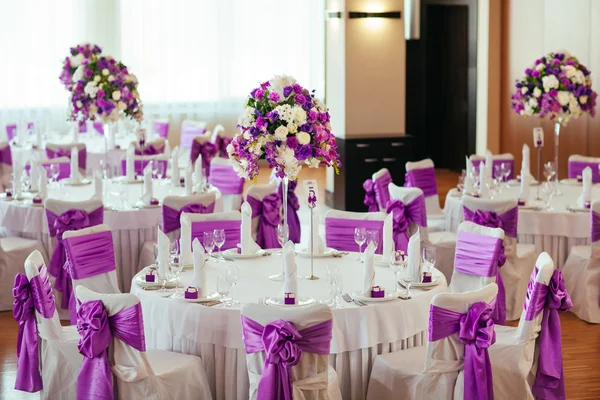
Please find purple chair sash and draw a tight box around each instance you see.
[214,135,233,158]
[154,121,169,138]
[591,210,600,243]
[134,145,163,156]
[373,172,392,211]
[568,160,600,182]
[241,316,333,400]
[191,220,241,251]
[180,126,206,148]
[45,147,87,171]
[64,231,116,280]
[208,163,244,195]
[405,167,438,197]
[429,302,496,400]
[324,218,383,254]
[363,179,378,212]
[77,301,146,400]
[278,180,301,244]
[248,194,282,249]
[190,140,218,174]
[120,158,168,177]
[6,124,17,141]
[471,159,515,180]
[162,202,215,234]
[32,162,70,181]
[0,145,12,166]
[386,197,427,253]
[45,207,103,324]
[462,206,518,238]
[524,269,572,400]
[92,122,104,134]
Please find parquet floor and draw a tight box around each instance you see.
[1,168,599,399]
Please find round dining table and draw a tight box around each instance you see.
[0,179,222,292]
[130,254,448,400]
[444,180,594,267]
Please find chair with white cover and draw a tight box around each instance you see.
[180,211,241,265]
[324,209,386,254]
[470,153,515,180]
[366,283,498,400]
[246,183,281,249]
[562,200,600,323]
[240,303,342,400]
[405,158,446,232]
[568,154,600,182]
[0,139,12,190]
[13,250,81,398]
[180,119,207,149]
[462,196,536,321]
[363,168,392,212]
[133,137,167,155]
[208,157,244,211]
[190,133,218,178]
[75,286,212,399]
[210,123,232,157]
[38,157,71,181]
[153,118,169,139]
[45,143,87,175]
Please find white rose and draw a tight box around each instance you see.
[269,74,298,98]
[569,98,581,114]
[557,91,570,106]
[69,53,85,68]
[112,90,121,101]
[292,106,307,125]
[307,157,320,168]
[108,75,115,82]
[94,75,101,82]
[533,87,542,98]
[542,75,559,92]
[574,70,585,85]
[528,97,538,108]
[297,131,311,145]
[102,68,109,76]
[117,101,127,110]
[535,63,545,71]
[287,123,298,134]
[76,100,83,108]
[243,131,251,140]
[84,81,99,98]
[72,66,84,83]
[274,125,289,140]
[580,95,588,104]
[564,65,576,79]
[521,87,528,95]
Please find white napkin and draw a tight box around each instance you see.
[283,241,298,296]
[35,124,42,147]
[485,150,493,179]
[407,230,421,282]
[185,164,193,195]
[464,156,474,193]
[479,163,489,197]
[142,163,153,205]
[29,156,39,192]
[191,238,207,298]
[362,242,376,296]
[13,161,22,197]
[126,145,135,181]
[38,165,47,199]
[180,216,193,266]
[241,201,260,254]
[382,213,394,259]
[70,146,80,183]
[93,169,103,200]
[17,121,27,146]
[578,167,592,207]
[157,228,170,279]
[171,146,180,186]
[194,156,203,192]
[308,212,325,254]
[519,171,531,204]
[522,144,530,175]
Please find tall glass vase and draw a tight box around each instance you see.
[554,118,563,195]
[282,176,289,231]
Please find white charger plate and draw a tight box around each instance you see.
[351,290,397,302]
[296,248,336,258]
[62,178,91,186]
[399,275,442,288]
[223,249,264,259]
[134,273,175,288]
[266,296,316,307]
[171,291,220,303]
[113,176,143,184]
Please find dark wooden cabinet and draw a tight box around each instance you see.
[328,135,414,212]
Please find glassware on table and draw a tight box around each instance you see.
[501,162,511,187]
[543,161,556,182]
[493,165,504,192]
[213,229,226,262]
[542,181,556,211]
[50,163,60,187]
[118,186,128,210]
[170,239,179,261]
[400,260,414,297]
[422,247,436,273]
[152,243,159,267]
[276,223,289,255]
[152,159,159,179]
[203,231,215,259]
[156,161,166,181]
[331,275,343,308]
[216,274,231,307]
[366,230,380,251]
[389,251,405,295]
[354,227,367,261]
[325,264,340,306]
[225,264,240,305]
[159,268,171,292]
[169,254,184,290]
[20,169,30,192]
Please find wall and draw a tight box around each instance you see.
[501,0,600,179]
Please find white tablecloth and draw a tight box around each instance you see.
[130,255,448,400]
[0,181,222,292]
[444,183,593,267]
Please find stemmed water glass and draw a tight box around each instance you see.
[156,161,166,182]
[501,162,511,187]
[153,243,159,267]
[389,251,406,295]
[401,259,414,297]
[213,229,226,262]
[542,181,556,211]
[217,274,231,307]
[422,247,436,273]
[169,253,184,290]
[354,227,367,261]
[152,160,159,180]
[543,161,556,183]
[276,223,289,256]
[203,231,214,259]
[493,165,504,193]
[226,264,240,305]
[366,230,380,252]
[50,163,60,187]
[325,264,340,306]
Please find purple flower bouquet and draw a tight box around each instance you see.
[59,43,103,91]
[228,75,341,181]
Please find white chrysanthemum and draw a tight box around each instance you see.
[542,75,559,92]
[237,107,256,128]
[84,81,99,98]
[274,125,289,140]
[70,53,85,68]
[275,104,293,124]
[297,131,311,145]
[533,87,542,98]
[72,65,84,83]
[557,91,570,106]
[269,74,297,98]
[292,106,307,125]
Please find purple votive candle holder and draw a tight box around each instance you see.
[185,286,199,299]
[518,198,526,206]
[584,201,591,209]
[237,244,242,254]
[577,175,583,183]
[150,198,159,206]
[284,293,296,305]
[422,272,432,283]
[5,190,12,198]
[145,270,156,282]
[180,177,185,186]
[371,286,385,298]
[32,197,42,204]
[517,176,521,183]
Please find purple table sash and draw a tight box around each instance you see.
[591,210,600,243]
[568,160,600,182]
[462,206,518,238]
[191,220,241,251]
[363,179,379,212]
[386,197,427,253]
[373,172,392,211]
[278,180,301,244]
[0,145,12,167]
[12,266,56,393]
[45,207,103,324]
[214,135,232,158]
[523,269,572,400]
[248,194,282,249]
[241,316,333,400]
[77,301,146,400]
[180,126,206,148]
[190,140,218,173]
[162,202,215,234]
[64,231,116,280]
[324,218,383,254]
[45,147,86,171]
[208,163,244,195]
[405,167,438,197]
[471,159,515,180]
[429,302,496,400]
[154,121,169,138]
[120,158,168,177]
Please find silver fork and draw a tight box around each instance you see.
[343,293,366,306]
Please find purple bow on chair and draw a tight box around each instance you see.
[191,140,218,173]
[53,148,71,159]
[386,198,427,252]
[363,179,378,212]
[241,316,333,400]
[77,300,146,400]
[135,145,161,156]
[248,193,282,249]
[463,206,518,238]
[524,270,572,400]
[46,147,87,171]
[0,145,12,166]
[215,135,233,158]
[429,302,496,400]
[161,202,215,234]
[278,180,301,243]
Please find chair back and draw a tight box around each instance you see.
[153,119,169,139]
[568,154,600,182]
[162,192,217,238]
[0,140,12,169]
[324,209,385,254]
[387,183,428,243]
[590,201,600,258]
[45,143,87,173]
[120,155,168,177]
[133,137,166,155]
[209,158,244,211]
[6,123,17,141]
[181,211,241,257]
[246,183,280,247]
[35,158,71,181]
[470,153,515,180]
[180,120,207,148]
[405,158,443,215]
[372,168,392,210]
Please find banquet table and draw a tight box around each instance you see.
[130,255,448,400]
[444,181,594,267]
[0,180,222,292]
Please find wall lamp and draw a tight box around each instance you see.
[348,11,401,19]
[326,11,343,19]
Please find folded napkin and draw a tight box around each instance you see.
[13,161,22,197]
[142,163,153,205]
[157,228,170,279]
[17,121,27,146]
[126,145,135,181]
[191,238,207,298]
[180,217,193,266]
[164,140,171,160]
[171,146,180,186]
[522,144,530,175]
[29,156,39,192]
[283,241,297,296]
[185,164,193,195]
[519,171,531,204]
[362,242,376,296]
[382,213,394,259]
[308,212,325,254]
[464,156,474,193]
[479,163,489,197]
[35,125,42,147]
[407,230,421,282]
[578,166,592,207]
[70,146,80,183]
[241,201,260,254]
[38,165,47,199]
[93,169,103,200]
[106,123,115,149]
[485,150,493,180]
[194,156,203,192]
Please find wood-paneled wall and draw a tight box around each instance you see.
[501,0,600,179]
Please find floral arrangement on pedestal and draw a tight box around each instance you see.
[228,74,340,181]
[59,43,103,91]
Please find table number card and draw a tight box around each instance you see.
[533,127,544,148]
[302,179,318,209]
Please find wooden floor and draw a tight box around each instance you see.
[1,168,599,399]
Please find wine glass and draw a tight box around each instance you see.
[170,239,179,262]
[366,230,380,252]
[50,163,60,186]
[325,264,340,306]
[225,264,240,305]
[169,254,184,290]
[331,274,343,308]
[389,251,405,295]
[157,161,166,181]
[457,175,465,193]
[203,232,214,259]
[422,247,436,273]
[152,243,159,267]
[542,181,556,211]
[217,274,231,307]
[543,161,556,182]
[401,259,414,297]
[493,165,504,193]
[213,229,226,262]
[354,227,367,261]
[276,223,289,256]
[501,162,511,186]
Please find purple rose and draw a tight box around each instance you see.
[307,109,318,123]
[286,136,299,150]
[294,94,306,105]
[260,81,270,89]
[302,101,312,111]
[254,89,264,99]
[292,84,303,94]
[549,89,558,97]
[565,60,575,66]
[283,86,293,97]
[97,89,105,99]
[269,92,280,103]
[254,109,263,117]
[552,58,561,65]
[295,144,312,161]
[531,70,540,78]
[249,127,260,137]
[84,68,93,78]
[525,68,532,76]
[300,123,313,133]
[255,116,268,131]
[319,112,330,123]
[265,110,279,122]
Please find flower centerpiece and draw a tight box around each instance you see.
[59,43,102,91]
[511,51,597,185]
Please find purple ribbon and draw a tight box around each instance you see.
[404,167,438,197]
[373,172,392,211]
[324,218,383,254]
[161,202,215,234]
[13,266,56,393]
[471,159,515,180]
[154,121,169,138]
[278,180,301,243]
[77,300,146,400]
[190,140,218,174]
[6,124,16,141]
[248,194,282,249]
[568,160,600,182]
[429,302,496,400]
[45,207,103,325]
[214,135,233,158]
[591,210,600,243]
[208,163,244,195]
[0,145,12,166]
[135,145,162,156]
[45,147,87,171]
[523,269,572,400]
[191,220,241,251]
[462,206,518,238]
[386,197,427,253]
[363,179,379,212]
[241,316,333,400]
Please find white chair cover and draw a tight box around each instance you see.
[405,158,446,232]
[180,211,241,265]
[132,137,166,153]
[0,139,12,191]
[45,142,87,175]
[241,303,342,400]
[76,286,212,399]
[209,157,243,211]
[246,183,278,242]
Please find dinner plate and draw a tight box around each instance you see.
[567,205,590,213]
[266,296,316,307]
[113,176,143,184]
[559,178,582,186]
[508,179,539,186]
[399,275,442,288]
[351,290,397,302]
[374,255,391,266]
[62,178,91,186]
[296,248,336,258]
[170,291,220,303]
[223,249,265,259]
[134,273,175,288]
